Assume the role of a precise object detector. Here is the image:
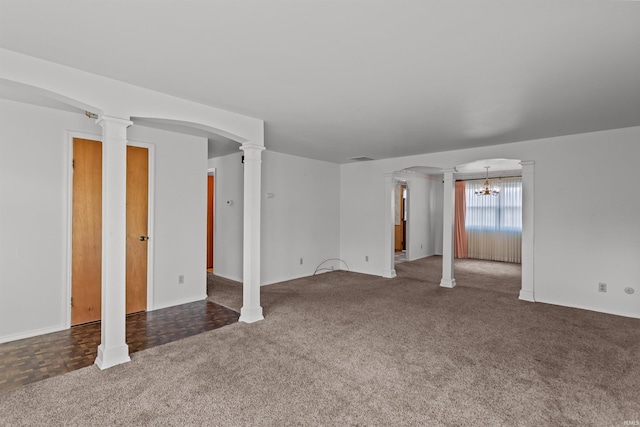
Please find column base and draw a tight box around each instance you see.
[95,343,130,370]
[519,290,535,302]
[439,278,457,288]
[382,269,397,278]
[239,306,264,323]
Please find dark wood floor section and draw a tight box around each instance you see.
[0,300,239,393]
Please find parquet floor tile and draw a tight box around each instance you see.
[0,297,239,393]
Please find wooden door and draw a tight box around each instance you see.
[206,175,214,269]
[71,139,102,325]
[126,145,148,314]
[71,139,148,325]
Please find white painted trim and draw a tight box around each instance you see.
[240,307,264,323]
[439,278,458,288]
[519,290,535,302]
[382,174,396,277]
[212,271,243,284]
[534,298,640,320]
[440,168,457,288]
[520,160,535,303]
[404,184,412,261]
[207,167,216,274]
[95,344,130,370]
[382,269,397,278]
[383,170,436,277]
[0,324,67,344]
[151,294,208,311]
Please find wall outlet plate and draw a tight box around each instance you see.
[598,282,607,292]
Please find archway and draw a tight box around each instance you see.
[442,158,534,301]
[383,166,443,278]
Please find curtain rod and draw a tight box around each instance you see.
[456,175,522,182]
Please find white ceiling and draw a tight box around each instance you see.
[1,1,639,164]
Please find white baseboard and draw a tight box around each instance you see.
[534,297,640,319]
[382,269,397,278]
[211,272,243,284]
[518,290,535,302]
[0,323,67,344]
[151,294,208,311]
[406,252,437,262]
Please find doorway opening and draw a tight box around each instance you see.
[207,168,215,274]
[394,183,407,265]
[452,159,528,298]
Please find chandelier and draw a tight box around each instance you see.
[475,166,500,196]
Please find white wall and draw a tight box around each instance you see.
[0,99,208,342]
[405,174,442,261]
[208,150,341,285]
[128,125,208,310]
[340,127,640,318]
[207,152,244,282]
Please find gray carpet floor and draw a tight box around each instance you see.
[1,256,638,426]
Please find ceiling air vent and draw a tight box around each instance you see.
[349,156,374,162]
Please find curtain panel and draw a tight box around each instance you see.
[454,181,468,258]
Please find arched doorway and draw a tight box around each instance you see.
[443,158,534,301]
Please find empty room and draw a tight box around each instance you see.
[1,1,639,425]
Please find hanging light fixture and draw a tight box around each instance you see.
[475,166,500,196]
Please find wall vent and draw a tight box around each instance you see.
[349,156,374,162]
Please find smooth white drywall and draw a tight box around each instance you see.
[0,99,208,342]
[340,126,640,318]
[0,99,98,341]
[261,151,340,284]
[207,152,244,282]
[208,150,341,285]
[405,175,442,261]
[128,124,208,310]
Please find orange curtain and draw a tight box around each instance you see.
[454,181,468,258]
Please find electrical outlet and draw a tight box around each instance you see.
[421,244,423,249]
[300,258,303,265]
[598,282,607,293]
[365,255,369,262]
[178,275,184,285]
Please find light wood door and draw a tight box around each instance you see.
[71,139,102,325]
[126,145,148,314]
[394,185,406,251]
[207,175,214,269]
[71,139,149,325]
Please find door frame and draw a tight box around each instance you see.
[65,131,156,328]
[207,167,216,271]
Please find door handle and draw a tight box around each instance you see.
[139,236,149,241]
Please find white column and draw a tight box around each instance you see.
[519,161,535,302]
[239,143,265,323]
[383,174,397,278]
[95,116,132,369]
[440,168,457,288]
